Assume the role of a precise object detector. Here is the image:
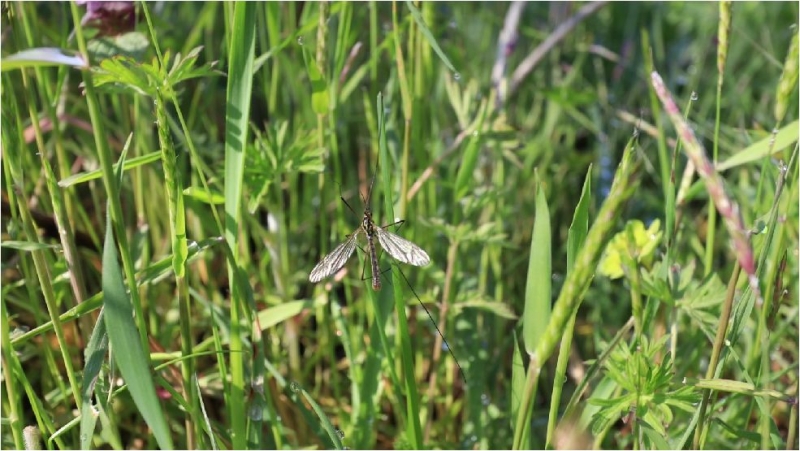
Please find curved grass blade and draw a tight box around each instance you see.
[716,120,798,171]
[193,374,218,450]
[404,0,457,74]
[299,387,345,449]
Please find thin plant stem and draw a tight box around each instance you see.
[693,261,741,449]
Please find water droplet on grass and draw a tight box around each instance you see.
[248,404,263,421]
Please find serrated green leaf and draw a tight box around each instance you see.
[590,410,616,436]
[641,407,667,436]
[167,46,219,86]
[93,56,155,96]
[641,421,672,449]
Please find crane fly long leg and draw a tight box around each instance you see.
[308,230,361,283]
[380,219,405,231]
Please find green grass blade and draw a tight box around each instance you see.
[1,285,26,448]
[301,46,330,116]
[57,142,155,188]
[510,332,525,446]
[300,388,344,449]
[514,137,641,449]
[193,374,219,450]
[101,163,173,450]
[356,299,388,449]
[716,120,799,171]
[261,362,338,448]
[404,0,456,74]
[223,3,257,449]
[256,299,323,330]
[330,300,362,444]
[377,92,423,448]
[79,308,108,450]
[523,179,552,354]
[0,241,61,251]
[534,137,639,361]
[546,166,593,447]
[567,166,593,271]
[454,102,488,199]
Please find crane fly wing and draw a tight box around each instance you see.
[309,231,360,283]
[374,227,430,267]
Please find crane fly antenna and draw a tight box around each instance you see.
[364,154,380,207]
[340,196,358,217]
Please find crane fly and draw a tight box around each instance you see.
[308,203,430,290]
[308,169,466,385]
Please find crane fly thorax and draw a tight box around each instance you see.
[362,209,375,235]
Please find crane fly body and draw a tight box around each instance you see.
[308,204,430,290]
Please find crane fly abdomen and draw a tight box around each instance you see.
[363,208,382,291]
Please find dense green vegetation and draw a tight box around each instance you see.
[2,2,798,449]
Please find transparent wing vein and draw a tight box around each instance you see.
[309,231,360,283]
[374,227,430,267]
